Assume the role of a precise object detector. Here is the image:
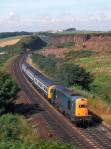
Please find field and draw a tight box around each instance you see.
[0,35,25,71]
[0,35,28,47]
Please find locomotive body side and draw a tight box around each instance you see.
[51,86,91,123]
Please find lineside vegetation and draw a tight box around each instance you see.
[0,114,78,149]
[0,72,19,114]
[32,54,94,90]
[31,51,111,124]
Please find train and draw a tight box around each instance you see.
[21,63,92,124]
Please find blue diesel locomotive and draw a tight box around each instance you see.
[21,63,91,124]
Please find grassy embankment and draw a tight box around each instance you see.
[64,50,111,123]
[66,49,111,124]
[30,49,111,125]
[0,114,78,149]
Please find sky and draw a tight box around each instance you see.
[0,0,111,32]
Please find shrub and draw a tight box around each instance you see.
[32,54,93,90]
[0,72,19,114]
[56,62,94,90]
[32,54,58,75]
[0,114,34,141]
[0,114,22,139]
[19,35,46,50]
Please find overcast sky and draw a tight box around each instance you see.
[0,0,111,32]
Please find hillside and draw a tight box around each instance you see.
[36,33,111,124]
[46,33,111,57]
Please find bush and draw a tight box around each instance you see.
[19,35,46,50]
[0,72,19,114]
[32,54,58,75]
[56,62,94,90]
[0,114,23,139]
[32,54,93,90]
[0,114,37,141]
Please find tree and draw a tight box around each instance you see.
[56,62,94,90]
[0,72,19,114]
[19,36,46,50]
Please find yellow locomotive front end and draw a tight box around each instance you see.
[75,98,91,123]
[47,85,56,101]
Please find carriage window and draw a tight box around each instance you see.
[68,100,71,110]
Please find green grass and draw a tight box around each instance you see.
[70,85,111,124]
[57,42,75,48]
[65,50,95,60]
[69,52,111,107]
[0,139,79,149]
[0,54,11,66]
[55,31,111,36]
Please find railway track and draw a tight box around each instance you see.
[12,55,111,149]
[79,126,111,149]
